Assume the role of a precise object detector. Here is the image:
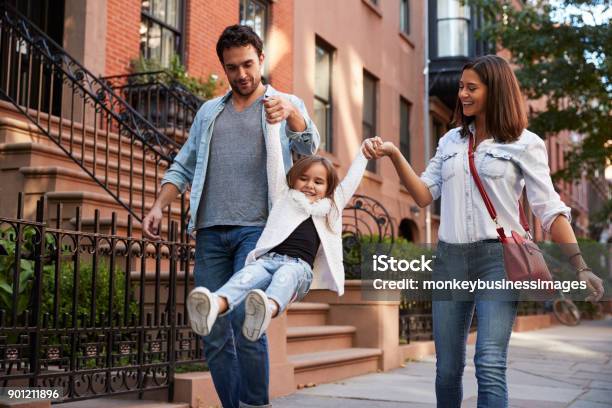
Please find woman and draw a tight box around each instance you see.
[374,55,604,407]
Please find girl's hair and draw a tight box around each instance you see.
[287,155,340,230]
[452,54,528,143]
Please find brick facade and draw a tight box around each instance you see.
[104,0,293,94]
[105,0,141,76]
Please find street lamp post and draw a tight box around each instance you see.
[423,0,432,243]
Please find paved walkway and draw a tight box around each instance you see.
[273,317,612,408]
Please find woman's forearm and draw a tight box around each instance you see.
[549,214,587,270]
[389,147,433,207]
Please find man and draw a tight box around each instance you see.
[142,25,319,408]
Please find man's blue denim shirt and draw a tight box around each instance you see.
[161,85,320,234]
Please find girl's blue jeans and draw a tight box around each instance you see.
[217,252,313,314]
[432,240,518,408]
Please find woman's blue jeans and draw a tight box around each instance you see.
[432,240,518,408]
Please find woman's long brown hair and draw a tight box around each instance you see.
[287,156,340,230]
[453,55,528,143]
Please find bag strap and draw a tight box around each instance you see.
[468,132,531,236]
[467,133,531,237]
[467,133,507,240]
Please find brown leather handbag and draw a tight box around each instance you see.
[467,133,553,288]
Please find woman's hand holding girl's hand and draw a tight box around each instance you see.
[375,141,399,158]
[362,137,380,159]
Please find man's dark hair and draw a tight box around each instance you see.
[216,25,263,64]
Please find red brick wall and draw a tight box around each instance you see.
[105,0,141,76]
[184,0,238,82]
[104,0,294,93]
[267,0,293,93]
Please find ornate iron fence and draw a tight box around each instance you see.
[0,195,199,402]
[342,194,395,279]
[102,71,204,146]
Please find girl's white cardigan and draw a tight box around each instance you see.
[245,123,368,296]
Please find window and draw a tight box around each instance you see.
[314,38,334,152]
[362,71,378,172]
[239,0,268,46]
[436,0,470,57]
[400,0,410,34]
[399,98,411,162]
[140,0,183,67]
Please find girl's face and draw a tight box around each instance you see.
[458,69,487,118]
[293,162,329,202]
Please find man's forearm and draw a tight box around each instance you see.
[153,183,182,210]
[287,107,307,132]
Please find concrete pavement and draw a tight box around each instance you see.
[273,317,612,407]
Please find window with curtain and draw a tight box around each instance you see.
[363,71,378,172]
[314,38,334,152]
[239,0,268,79]
[239,0,268,45]
[436,0,470,57]
[140,0,183,67]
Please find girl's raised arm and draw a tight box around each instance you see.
[334,140,373,209]
[264,121,289,203]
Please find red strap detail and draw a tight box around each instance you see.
[468,133,497,220]
[518,200,530,233]
[467,133,529,240]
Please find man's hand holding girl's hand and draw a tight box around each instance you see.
[263,96,296,123]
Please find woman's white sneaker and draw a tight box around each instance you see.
[187,287,219,336]
[242,289,272,341]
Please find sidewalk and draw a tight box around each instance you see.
[273,317,612,408]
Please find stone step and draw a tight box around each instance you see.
[287,302,329,327]
[286,325,355,355]
[289,347,382,387]
[1,141,169,184]
[59,398,189,408]
[0,102,173,164]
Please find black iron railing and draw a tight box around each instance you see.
[342,194,395,279]
[103,71,204,145]
[0,195,200,402]
[0,4,188,239]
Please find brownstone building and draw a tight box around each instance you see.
[0,1,606,406]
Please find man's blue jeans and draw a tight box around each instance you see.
[432,240,518,408]
[194,226,269,408]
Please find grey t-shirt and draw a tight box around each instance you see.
[196,95,268,229]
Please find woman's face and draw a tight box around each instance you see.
[293,162,329,202]
[458,69,487,118]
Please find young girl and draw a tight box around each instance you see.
[372,55,603,407]
[187,122,378,341]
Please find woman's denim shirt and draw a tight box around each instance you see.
[161,85,320,234]
[420,124,571,244]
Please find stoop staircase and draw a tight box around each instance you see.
[0,4,188,240]
[286,301,382,386]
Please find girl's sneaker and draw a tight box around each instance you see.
[242,289,273,341]
[187,287,219,336]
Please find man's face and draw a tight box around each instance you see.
[222,45,264,97]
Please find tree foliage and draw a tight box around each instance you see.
[467,0,611,182]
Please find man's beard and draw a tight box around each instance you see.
[231,76,260,96]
